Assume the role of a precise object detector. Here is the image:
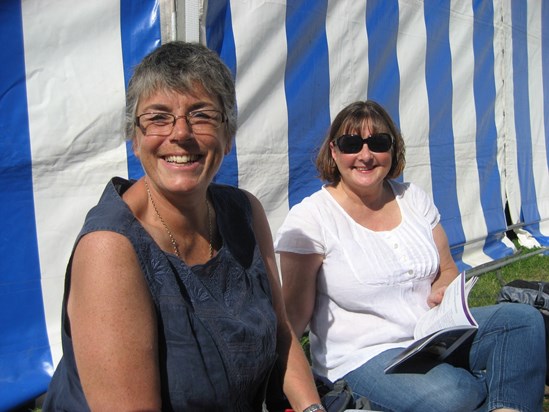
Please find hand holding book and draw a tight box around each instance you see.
[414,272,478,339]
[384,271,478,374]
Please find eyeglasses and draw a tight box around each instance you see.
[335,133,393,154]
[136,110,226,136]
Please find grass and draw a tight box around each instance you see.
[468,245,548,307]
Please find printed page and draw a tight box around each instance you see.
[414,272,478,340]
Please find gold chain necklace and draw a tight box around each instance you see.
[144,178,213,259]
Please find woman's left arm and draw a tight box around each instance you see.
[428,223,460,307]
[244,191,322,411]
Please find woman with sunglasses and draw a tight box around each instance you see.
[42,41,323,411]
[274,100,545,411]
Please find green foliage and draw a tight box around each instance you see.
[468,246,548,308]
[300,333,311,364]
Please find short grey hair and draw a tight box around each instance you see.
[125,41,237,141]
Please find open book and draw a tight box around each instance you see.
[384,271,478,374]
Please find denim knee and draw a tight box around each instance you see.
[500,301,543,322]
[471,303,546,411]
[474,302,544,331]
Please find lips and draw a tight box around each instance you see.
[164,154,200,164]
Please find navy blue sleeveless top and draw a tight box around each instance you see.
[43,177,278,411]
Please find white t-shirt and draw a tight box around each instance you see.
[274,180,441,381]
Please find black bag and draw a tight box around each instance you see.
[497,279,549,310]
[313,374,372,412]
[496,279,549,384]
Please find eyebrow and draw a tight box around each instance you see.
[140,101,218,114]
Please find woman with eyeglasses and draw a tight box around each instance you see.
[43,41,323,412]
[274,100,545,411]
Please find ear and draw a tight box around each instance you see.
[329,140,337,159]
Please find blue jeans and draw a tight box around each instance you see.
[343,303,546,412]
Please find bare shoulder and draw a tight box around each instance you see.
[68,230,151,320]
[72,230,142,281]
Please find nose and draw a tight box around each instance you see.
[357,142,374,160]
[171,115,193,139]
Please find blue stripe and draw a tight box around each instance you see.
[511,1,546,243]
[365,1,403,186]
[424,2,466,262]
[543,1,549,223]
[205,0,239,187]
[285,0,330,206]
[472,0,514,259]
[120,0,163,180]
[0,1,52,409]
[365,0,401,128]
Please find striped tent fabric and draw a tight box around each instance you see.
[207,0,549,268]
[1,0,548,409]
[0,0,164,408]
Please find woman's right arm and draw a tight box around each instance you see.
[279,251,324,339]
[427,223,459,307]
[67,231,162,411]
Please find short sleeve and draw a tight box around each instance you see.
[407,182,440,229]
[274,199,326,255]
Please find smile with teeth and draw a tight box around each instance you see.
[164,154,200,164]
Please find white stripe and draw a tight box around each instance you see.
[498,0,521,230]
[497,0,541,248]
[397,1,432,197]
[449,1,492,266]
[23,0,128,367]
[492,0,508,219]
[491,0,516,253]
[160,0,177,42]
[527,1,549,237]
[326,0,368,118]
[175,0,200,42]
[183,0,200,42]
[230,0,290,237]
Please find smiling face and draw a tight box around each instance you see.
[329,121,393,194]
[132,85,231,196]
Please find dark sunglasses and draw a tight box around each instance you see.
[335,133,393,154]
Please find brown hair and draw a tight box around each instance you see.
[316,100,406,183]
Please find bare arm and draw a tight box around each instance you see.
[68,231,161,411]
[245,191,321,411]
[428,223,459,307]
[279,252,323,339]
